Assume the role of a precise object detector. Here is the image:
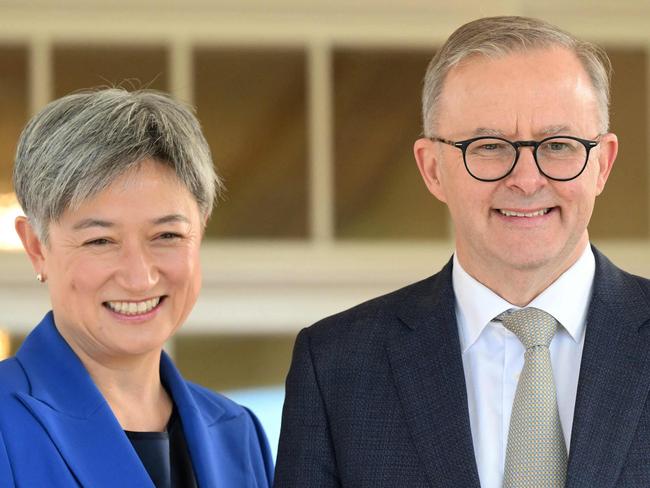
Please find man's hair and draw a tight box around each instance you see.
[422,16,612,136]
[13,88,222,244]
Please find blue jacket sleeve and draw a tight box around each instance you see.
[0,431,15,487]
[244,407,274,487]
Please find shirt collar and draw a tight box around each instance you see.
[453,245,595,353]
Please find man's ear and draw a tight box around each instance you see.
[414,137,447,203]
[15,216,47,279]
[595,132,618,195]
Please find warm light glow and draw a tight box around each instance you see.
[0,329,10,360]
[0,193,24,251]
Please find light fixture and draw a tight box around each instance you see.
[0,193,24,251]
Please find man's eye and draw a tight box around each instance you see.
[548,143,569,151]
[480,144,501,150]
[470,142,509,155]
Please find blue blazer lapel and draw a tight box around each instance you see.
[15,313,154,488]
[567,249,650,487]
[161,353,223,486]
[388,260,481,488]
[161,353,264,487]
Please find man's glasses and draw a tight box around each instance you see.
[430,135,601,182]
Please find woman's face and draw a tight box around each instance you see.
[40,159,204,364]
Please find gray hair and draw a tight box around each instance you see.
[13,88,221,243]
[422,16,612,136]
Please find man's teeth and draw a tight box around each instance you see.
[499,208,550,217]
[106,297,161,315]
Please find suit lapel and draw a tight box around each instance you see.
[567,249,650,487]
[388,260,481,488]
[15,313,153,488]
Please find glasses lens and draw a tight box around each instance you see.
[536,137,587,179]
[465,138,516,180]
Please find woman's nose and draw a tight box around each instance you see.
[115,243,158,292]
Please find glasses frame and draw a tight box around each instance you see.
[430,135,600,182]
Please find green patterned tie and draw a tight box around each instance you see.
[498,307,568,488]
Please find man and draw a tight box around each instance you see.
[275,16,650,488]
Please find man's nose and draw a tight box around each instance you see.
[503,147,547,194]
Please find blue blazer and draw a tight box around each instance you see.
[0,312,274,487]
[275,248,650,487]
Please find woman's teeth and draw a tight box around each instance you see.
[105,297,161,315]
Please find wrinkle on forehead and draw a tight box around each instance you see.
[472,124,577,139]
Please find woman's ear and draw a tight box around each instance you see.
[15,217,47,280]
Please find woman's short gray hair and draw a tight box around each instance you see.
[422,16,612,136]
[13,88,221,243]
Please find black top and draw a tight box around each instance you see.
[125,408,198,488]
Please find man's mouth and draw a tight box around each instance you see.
[497,208,552,217]
[103,296,164,316]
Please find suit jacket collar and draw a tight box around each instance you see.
[388,249,650,488]
[15,313,233,487]
[566,247,650,487]
[389,258,482,488]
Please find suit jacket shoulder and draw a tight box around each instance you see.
[275,258,481,488]
[304,261,454,353]
[277,249,650,488]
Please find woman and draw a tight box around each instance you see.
[0,89,273,487]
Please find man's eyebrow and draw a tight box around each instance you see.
[472,128,507,137]
[471,126,574,138]
[152,214,191,225]
[537,125,573,136]
[71,219,114,231]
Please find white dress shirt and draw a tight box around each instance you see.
[452,245,595,488]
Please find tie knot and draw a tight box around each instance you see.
[497,307,559,349]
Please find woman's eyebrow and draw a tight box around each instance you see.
[71,218,114,231]
[151,214,191,225]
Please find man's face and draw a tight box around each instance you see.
[415,47,618,282]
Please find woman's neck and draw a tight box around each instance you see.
[65,341,173,431]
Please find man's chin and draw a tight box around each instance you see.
[492,248,558,273]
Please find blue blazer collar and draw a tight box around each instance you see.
[15,313,239,487]
[17,312,105,418]
[160,352,231,487]
[16,313,155,487]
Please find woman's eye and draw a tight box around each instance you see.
[158,232,182,240]
[84,238,111,246]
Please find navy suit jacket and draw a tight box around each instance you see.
[275,248,650,487]
[0,312,274,487]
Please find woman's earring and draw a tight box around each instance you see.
[36,273,44,283]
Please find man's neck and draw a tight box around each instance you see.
[456,240,589,307]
